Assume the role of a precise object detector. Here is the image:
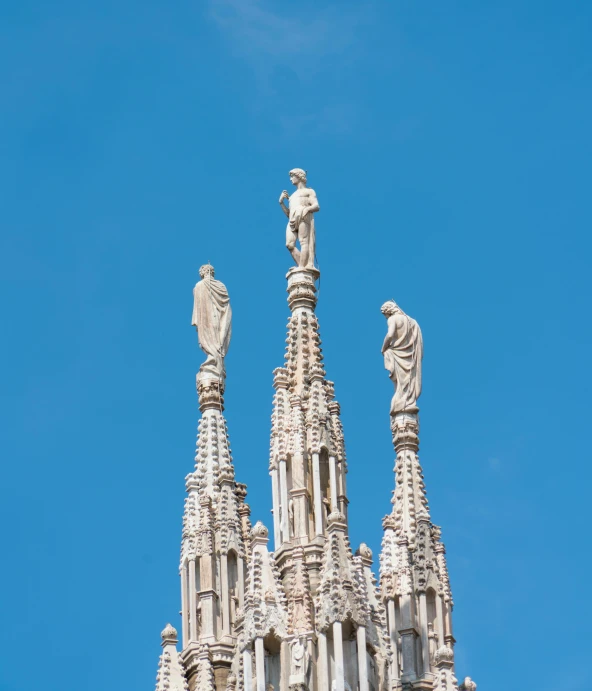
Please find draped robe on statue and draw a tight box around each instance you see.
[192,275,232,378]
[384,313,423,414]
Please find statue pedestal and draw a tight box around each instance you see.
[196,372,225,412]
[288,675,308,691]
[286,266,319,312]
[391,412,419,454]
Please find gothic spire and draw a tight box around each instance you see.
[174,267,251,690]
[268,266,350,552]
[378,299,474,689]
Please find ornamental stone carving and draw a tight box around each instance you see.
[357,542,373,561]
[251,521,269,539]
[161,623,178,643]
[435,645,454,665]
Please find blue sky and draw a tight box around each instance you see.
[1,1,591,689]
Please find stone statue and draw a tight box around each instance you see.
[288,498,295,537]
[279,168,319,269]
[381,300,423,415]
[428,622,438,663]
[289,636,308,680]
[192,265,232,380]
[230,589,239,627]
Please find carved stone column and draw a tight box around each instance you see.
[311,452,323,536]
[255,637,266,691]
[181,561,189,647]
[328,455,338,511]
[387,597,400,682]
[238,555,245,605]
[419,591,430,677]
[317,632,328,691]
[243,649,253,691]
[188,558,198,642]
[221,552,230,635]
[356,624,369,691]
[280,458,290,542]
[271,464,281,548]
[332,621,345,691]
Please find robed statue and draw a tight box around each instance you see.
[192,264,232,379]
[381,300,423,415]
[278,168,320,269]
[289,636,309,684]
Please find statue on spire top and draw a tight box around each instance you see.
[192,264,232,381]
[381,300,423,415]
[279,168,319,269]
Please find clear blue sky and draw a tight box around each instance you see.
[1,1,590,690]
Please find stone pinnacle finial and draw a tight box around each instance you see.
[161,623,178,645]
[251,521,269,539]
[327,509,347,526]
[356,542,373,562]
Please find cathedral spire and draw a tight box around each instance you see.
[151,170,480,691]
[175,267,250,690]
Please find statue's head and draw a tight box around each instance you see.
[380,300,399,317]
[289,168,307,185]
[199,264,215,279]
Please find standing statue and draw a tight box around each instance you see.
[289,636,309,680]
[192,264,232,379]
[288,498,295,537]
[279,168,320,269]
[380,300,423,415]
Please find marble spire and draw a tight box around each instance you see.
[177,267,250,690]
[378,300,474,691]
